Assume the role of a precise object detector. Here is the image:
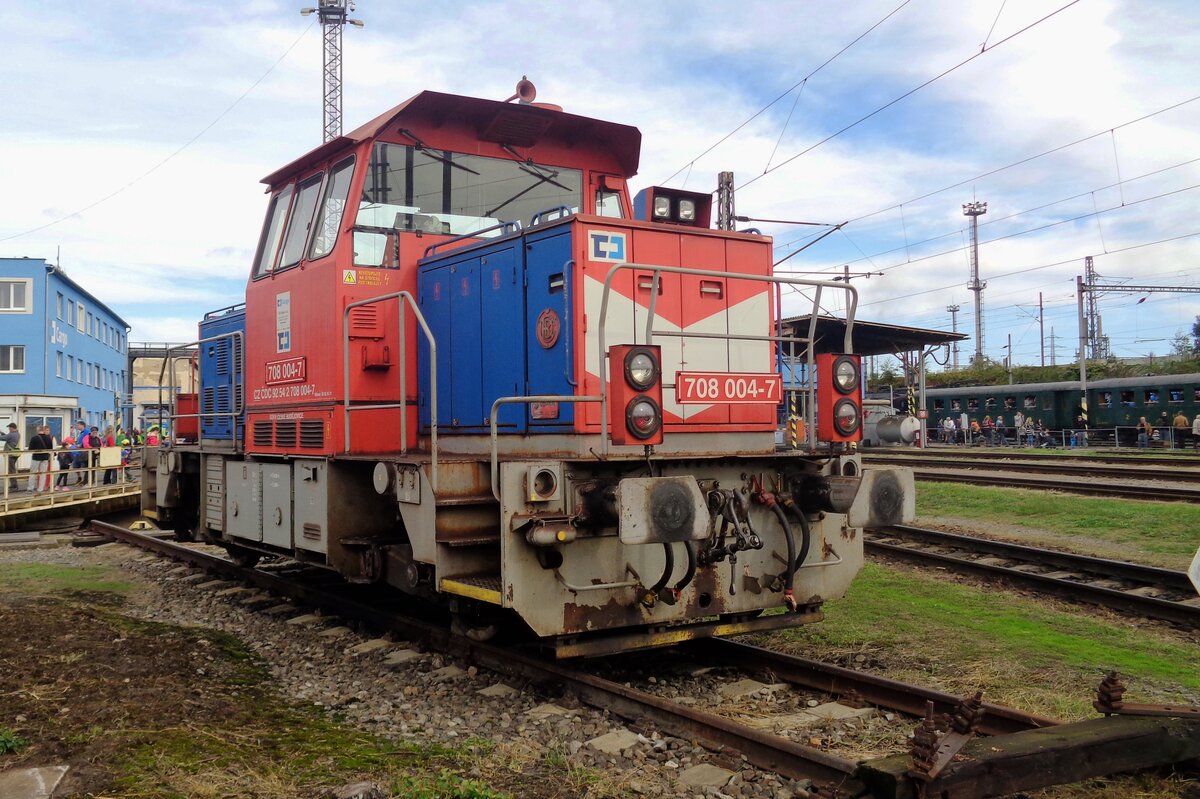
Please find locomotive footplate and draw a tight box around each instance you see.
[546,606,823,659]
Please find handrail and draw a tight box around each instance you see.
[342,291,439,492]
[529,206,573,226]
[422,220,521,259]
[488,394,602,501]
[203,302,246,320]
[597,263,858,455]
[157,331,245,446]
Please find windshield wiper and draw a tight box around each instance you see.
[500,143,571,191]
[485,171,562,218]
[398,129,480,176]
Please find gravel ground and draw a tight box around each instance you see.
[3,541,833,798]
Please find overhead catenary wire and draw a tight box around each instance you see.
[736,1,1083,193]
[769,94,1200,258]
[660,0,913,185]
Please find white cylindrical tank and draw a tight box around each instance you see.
[877,414,920,445]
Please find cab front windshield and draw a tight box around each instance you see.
[354,143,582,266]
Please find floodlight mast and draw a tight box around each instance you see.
[300,1,363,142]
[963,200,987,364]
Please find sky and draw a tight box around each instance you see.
[2,0,1198,368]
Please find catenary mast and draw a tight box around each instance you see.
[301,0,363,142]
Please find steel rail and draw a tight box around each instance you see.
[864,454,1200,483]
[864,450,1200,468]
[685,638,1059,736]
[898,469,1200,502]
[866,525,1200,627]
[85,521,859,787]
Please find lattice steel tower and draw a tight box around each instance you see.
[301,1,363,142]
[963,201,987,364]
[1083,256,1111,359]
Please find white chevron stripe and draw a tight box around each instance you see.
[583,275,771,421]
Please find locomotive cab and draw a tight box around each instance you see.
[149,81,915,657]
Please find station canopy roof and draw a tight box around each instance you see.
[779,315,967,357]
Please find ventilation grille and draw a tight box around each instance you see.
[215,342,230,375]
[349,305,382,337]
[274,420,297,449]
[299,419,324,449]
[302,523,322,541]
[252,420,272,447]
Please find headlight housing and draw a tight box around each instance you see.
[833,398,860,436]
[832,355,860,394]
[624,347,659,391]
[652,196,671,219]
[626,397,663,440]
[678,199,696,222]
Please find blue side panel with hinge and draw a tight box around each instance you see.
[417,239,527,433]
[523,227,575,430]
[198,305,245,441]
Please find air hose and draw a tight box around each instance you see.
[768,502,798,611]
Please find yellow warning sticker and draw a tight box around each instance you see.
[342,269,357,284]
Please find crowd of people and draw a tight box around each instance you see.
[1,422,159,495]
[933,409,1200,449]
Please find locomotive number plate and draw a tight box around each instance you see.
[265,356,307,385]
[675,371,782,404]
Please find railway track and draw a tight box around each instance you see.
[872,465,1200,501]
[865,447,1200,465]
[83,520,1200,797]
[866,524,1200,627]
[864,453,1200,484]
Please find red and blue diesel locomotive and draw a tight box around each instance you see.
[148,82,915,656]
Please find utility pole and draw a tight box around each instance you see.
[1006,332,1013,385]
[1039,292,1045,367]
[963,201,988,364]
[301,0,363,143]
[1083,256,1111,359]
[716,172,735,231]
[946,304,960,370]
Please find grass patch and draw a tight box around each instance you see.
[914,481,1200,568]
[761,562,1200,720]
[0,728,29,755]
[0,562,134,597]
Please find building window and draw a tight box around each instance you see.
[76,303,85,331]
[56,292,64,319]
[0,280,32,313]
[94,364,100,386]
[56,352,63,377]
[0,345,25,373]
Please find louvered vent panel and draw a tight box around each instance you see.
[252,420,273,447]
[215,342,230,375]
[348,306,381,337]
[275,420,297,448]
[299,419,324,449]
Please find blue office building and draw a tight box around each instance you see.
[0,257,130,445]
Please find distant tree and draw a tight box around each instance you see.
[1170,331,1194,357]
[1192,314,1200,351]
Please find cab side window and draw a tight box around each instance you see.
[309,158,355,259]
[253,186,294,278]
[279,174,325,269]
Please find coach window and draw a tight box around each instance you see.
[1168,388,1184,404]
[1120,390,1135,406]
[1024,395,1036,409]
[967,398,978,411]
[933,399,944,411]
[950,399,961,411]
[1003,396,1016,410]
[1042,394,1053,410]
[1099,391,1111,408]
[985,397,996,410]
[309,158,355,259]
[253,185,294,278]
[1144,390,1158,405]
[279,173,325,269]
